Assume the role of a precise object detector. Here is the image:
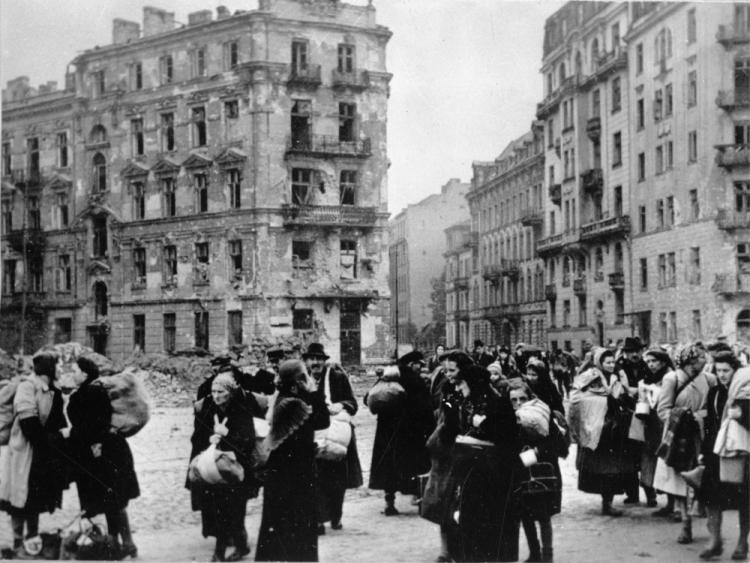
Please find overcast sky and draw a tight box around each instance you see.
[0,0,563,215]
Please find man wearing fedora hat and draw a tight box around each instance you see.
[302,343,362,534]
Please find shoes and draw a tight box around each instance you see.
[671,512,683,523]
[602,504,623,517]
[646,498,658,508]
[623,497,639,505]
[652,506,672,517]
[225,547,250,562]
[731,545,748,561]
[384,506,399,516]
[524,554,542,562]
[119,543,138,559]
[699,545,723,560]
[677,527,693,545]
[330,521,343,530]
[317,524,325,536]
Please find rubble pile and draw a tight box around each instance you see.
[122,352,213,408]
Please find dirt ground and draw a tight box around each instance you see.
[0,376,745,562]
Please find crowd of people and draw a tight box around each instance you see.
[3,335,749,562]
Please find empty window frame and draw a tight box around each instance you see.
[339,103,356,142]
[195,173,209,213]
[133,247,146,286]
[291,168,313,205]
[133,314,146,351]
[228,239,243,276]
[131,118,144,156]
[292,240,313,270]
[340,239,357,280]
[161,177,176,217]
[56,192,69,228]
[228,169,241,209]
[163,313,176,352]
[228,311,243,346]
[163,245,178,284]
[340,170,357,205]
[161,113,175,152]
[160,55,174,84]
[57,132,68,167]
[192,107,207,147]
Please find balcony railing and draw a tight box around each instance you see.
[537,233,563,254]
[594,48,627,74]
[520,209,543,227]
[286,135,372,158]
[536,76,579,119]
[579,215,630,242]
[281,204,378,228]
[331,70,369,90]
[717,24,750,49]
[716,89,750,111]
[580,168,603,193]
[717,209,750,230]
[712,272,750,295]
[287,64,322,87]
[716,144,750,169]
[482,264,503,282]
[453,276,470,290]
[586,116,601,140]
[609,271,625,290]
[573,276,586,295]
[548,183,562,205]
[544,283,557,301]
[499,259,520,278]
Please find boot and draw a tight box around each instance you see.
[541,547,554,562]
[677,518,693,544]
[212,539,228,562]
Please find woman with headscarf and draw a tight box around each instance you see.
[509,380,568,563]
[639,348,674,514]
[0,350,67,556]
[653,343,712,545]
[255,360,329,562]
[524,360,564,415]
[68,356,140,559]
[698,351,750,560]
[188,372,260,562]
[567,347,637,516]
[441,365,521,562]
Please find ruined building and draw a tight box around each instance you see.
[1,0,392,364]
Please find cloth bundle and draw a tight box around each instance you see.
[315,411,352,461]
[188,443,245,485]
[93,367,151,437]
[516,399,551,438]
[367,375,405,415]
[566,369,610,450]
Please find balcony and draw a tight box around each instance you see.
[586,117,601,140]
[331,70,369,91]
[573,276,586,295]
[482,264,503,283]
[520,208,543,227]
[467,231,479,248]
[483,305,503,318]
[716,144,750,169]
[594,48,627,76]
[716,89,750,111]
[580,168,603,194]
[537,233,564,255]
[536,76,579,119]
[712,273,750,295]
[717,24,750,49]
[544,283,557,301]
[500,303,520,317]
[287,64,322,88]
[548,183,562,206]
[609,271,625,291]
[281,204,378,229]
[453,276,470,290]
[499,259,520,279]
[286,135,372,159]
[717,209,750,230]
[579,215,630,243]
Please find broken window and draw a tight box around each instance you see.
[738,243,750,274]
[3,260,16,294]
[291,168,313,205]
[132,62,143,90]
[228,311,243,346]
[160,55,173,84]
[27,137,39,181]
[94,281,108,318]
[339,103,356,143]
[225,100,239,119]
[291,100,312,149]
[93,70,105,97]
[57,254,71,292]
[92,152,107,193]
[192,106,207,147]
[293,309,314,331]
[161,113,175,152]
[225,41,239,70]
[736,59,750,102]
[132,182,145,220]
[340,170,356,205]
[163,245,177,284]
[29,256,43,293]
[194,311,209,350]
[131,118,144,156]
[92,215,108,258]
[228,239,243,277]
[194,242,210,284]
[2,199,12,234]
[133,247,146,286]
[340,239,357,280]
[338,44,355,73]
[736,181,750,212]
[195,174,208,213]
[27,196,40,230]
[161,177,176,217]
[57,132,68,168]
[228,169,241,209]
[54,318,72,344]
[291,40,308,75]
[292,240,312,272]
[163,313,176,353]
[133,314,145,352]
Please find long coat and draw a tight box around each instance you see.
[255,390,330,562]
[0,375,67,515]
[67,380,140,516]
[367,365,434,494]
[187,392,260,539]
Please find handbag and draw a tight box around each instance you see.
[61,517,119,561]
[515,461,560,520]
[189,443,245,485]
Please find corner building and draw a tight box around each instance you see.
[1,0,392,364]
[467,128,547,349]
[537,2,634,355]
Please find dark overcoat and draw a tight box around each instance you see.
[367,366,434,493]
[67,381,140,516]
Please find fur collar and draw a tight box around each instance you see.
[264,395,312,452]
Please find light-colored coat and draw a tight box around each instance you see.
[0,375,55,508]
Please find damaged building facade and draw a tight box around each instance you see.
[1,0,392,365]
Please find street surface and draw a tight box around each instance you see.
[0,377,742,562]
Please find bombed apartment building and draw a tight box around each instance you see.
[0,0,392,364]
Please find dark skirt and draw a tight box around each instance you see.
[699,453,750,511]
[577,445,638,496]
[191,484,248,539]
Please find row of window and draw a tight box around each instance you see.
[550,293,625,328]
[476,184,544,232]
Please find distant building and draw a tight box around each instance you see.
[0,0,392,364]
[444,221,475,349]
[467,126,546,349]
[389,178,469,349]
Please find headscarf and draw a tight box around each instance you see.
[642,347,673,384]
[211,372,239,394]
[676,343,706,369]
[593,347,614,372]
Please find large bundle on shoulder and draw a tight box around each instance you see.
[92,366,151,437]
[516,398,551,438]
[566,368,609,450]
[366,365,405,415]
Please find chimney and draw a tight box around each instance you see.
[216,6,230,19]
[113,19,141,44]
[38,81,58,94]
[143,6,175,37]
[188,10,213,26]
